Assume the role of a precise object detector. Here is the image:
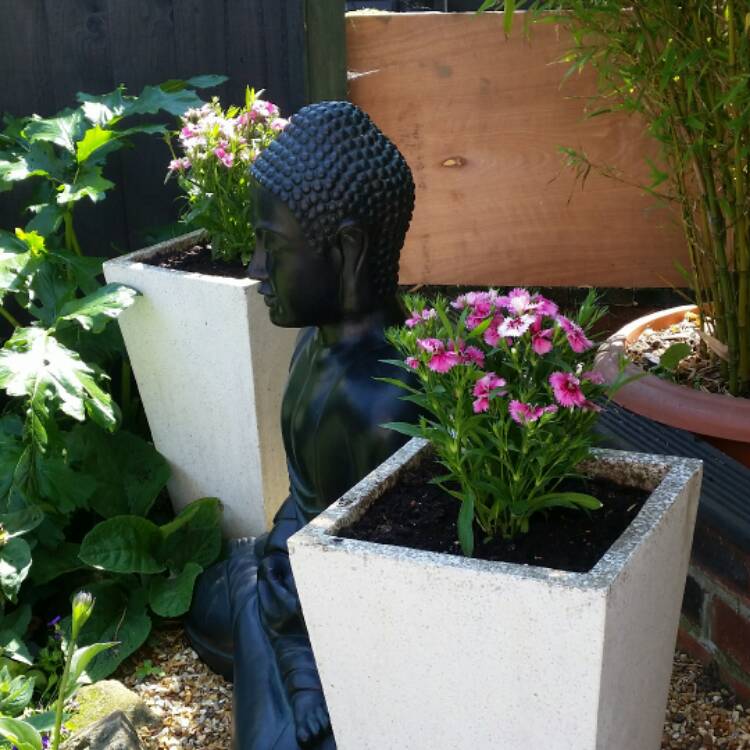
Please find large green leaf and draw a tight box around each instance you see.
[30,543,84,585]
[27,261,77,325]
[0,605,32,666]
[77,88,128,126]
[67,425,169,518]
[0,538,32,602]
[75,126,118,164]
[35,455,96,514]
[0,666,35,716]
[0,328,118,444]
[79,516,165,574]
[65,583,151,680]
[0,508,44,539]
[25,203,65,237]
[159,498,222,572]
[57,284,139,333]
[56,164,114,204]
[24,110,87,154]
[0,716,42,750]
[126,85,206,117]
[49,251,103,295]
[148,562,203,618]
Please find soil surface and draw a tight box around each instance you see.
[340,458,650,572]
[625,310,729,396]
[146,242,248,279]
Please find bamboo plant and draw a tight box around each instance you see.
[484,0,750,397]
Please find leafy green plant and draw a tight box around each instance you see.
[480,0,750,397]
[165,87,287,264]
[0,591,116,750]
[0,78,226,678]
[384,289,625,554]
[133,659,165,681]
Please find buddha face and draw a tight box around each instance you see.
[250,185,344,328]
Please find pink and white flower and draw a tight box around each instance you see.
[270,117,289,132]
[483,314,505,347]
[498,287,535,316]
[168,157,191,172]
[557,315,593,353]
[532,294,559,318]
[466,300,494,330]
[497,314,535,339]
[417,338,460,373]
[549,371,587,408]
[471,372,507,414]
[405,357,420,370]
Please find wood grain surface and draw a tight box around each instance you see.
[347,11,689,287]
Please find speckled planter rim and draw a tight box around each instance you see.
[104,229,255,288]
[293,439,702,591]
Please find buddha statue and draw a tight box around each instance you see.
[187,101,419,750]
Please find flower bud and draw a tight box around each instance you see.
[71,591,95,641]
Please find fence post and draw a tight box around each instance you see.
[304,0,347,104]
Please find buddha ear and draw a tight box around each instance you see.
[333,220,369,313]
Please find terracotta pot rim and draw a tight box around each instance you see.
[594,304,750,442]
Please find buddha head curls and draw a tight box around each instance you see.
[250,101,415,298]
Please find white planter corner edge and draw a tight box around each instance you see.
[104,231,298,538]
[289,438,703,750]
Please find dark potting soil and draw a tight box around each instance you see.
[340,459,651,572]
[146,242,248,279]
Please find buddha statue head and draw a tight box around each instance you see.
[249,101,415,328]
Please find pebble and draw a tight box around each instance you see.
[119,628,750,748]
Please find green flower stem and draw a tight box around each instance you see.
[51,633,75,750]
[62,211,83,257]
[0,305,21,329]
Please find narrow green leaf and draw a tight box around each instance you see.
[379,421,425,439]
[457,493,475,557]
[65,641,118,697]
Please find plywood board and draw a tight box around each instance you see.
[346,12,689,287]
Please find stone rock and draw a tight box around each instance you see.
[62,710,143,750]
[66,680,159,733]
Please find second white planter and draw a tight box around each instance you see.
[104,231,298,538]
[289,438,702,750]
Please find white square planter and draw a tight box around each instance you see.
[289,438,703,750]
[104,231,298,538]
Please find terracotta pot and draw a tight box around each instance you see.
[594,304,750,467]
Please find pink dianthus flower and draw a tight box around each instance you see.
[461,345,485,368]
[497,314,535,339]
[530,317,554,355]
[549,371,587,408]
[471,372,507,414]
[557,315,593,353]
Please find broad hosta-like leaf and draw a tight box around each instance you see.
[126,85,206,117]
[148,562,203,618]
[0,538,32,602]
[159,498,222,572]
[24,110,87,154]
[67,425,169,518]
[79,516,165,574]
[0,716,42,750]
[0,328,118,446]
[57,284,139,333]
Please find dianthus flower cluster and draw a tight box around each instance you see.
[166,88,287,264]
[386,288,619,552]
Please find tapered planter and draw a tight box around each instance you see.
[104,231,298,538]
[289,438,702,750]
[595,304,750,467]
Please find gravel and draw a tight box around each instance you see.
[120,627,749,748]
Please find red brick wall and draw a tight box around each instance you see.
[679,520,750,703]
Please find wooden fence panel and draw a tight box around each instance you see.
[0,0,346,254]
[347,12,689,288]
